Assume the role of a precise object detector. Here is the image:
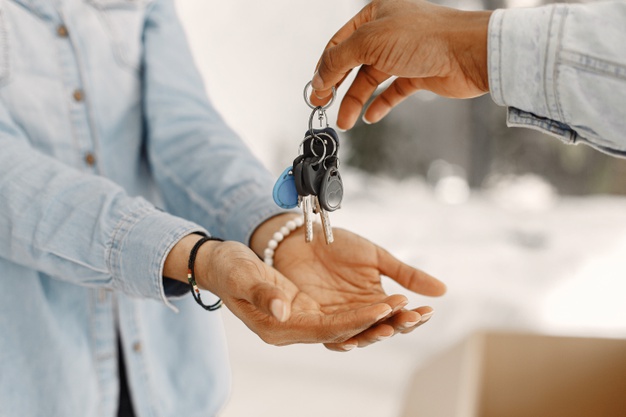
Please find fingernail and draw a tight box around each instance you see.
[376,307,393,321]
[270,299,287,322]
[342,344,357,351]
[362,115,372,125]
[393,300,409,313]
[312,72,323,90]
[376,334,392,342]
[336,126,347,133]
[420,311,434,323]
[401,321,420,330]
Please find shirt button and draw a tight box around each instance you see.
[84,153,96,167]
[73,89,84,102]
[57,25,69,38]
[133,342,142,353]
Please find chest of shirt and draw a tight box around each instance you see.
[0,0,152,171]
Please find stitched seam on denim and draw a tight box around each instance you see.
[553,5,568,126]
[543,5,557,121]
[127,301,161,417]
[0,9,10,87]
[86,1,142,74]
[507,108,575,141]
[150,223,203,310]
[106,205,152,293]
[63,10,107,177]
[87,290,103,417]
[560,50,626,82]
[497,11,505,106]
[53,20,84,169]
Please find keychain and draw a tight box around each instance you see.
[272,81,343,244]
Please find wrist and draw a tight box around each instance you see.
[163,234,221,289]
[451,9,493,94]
[250,213,303,257]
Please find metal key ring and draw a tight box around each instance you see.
[303,80,336,110]
[309,106,328,133]
[309,136,327,166]
[314,132,337,157]
[304,131,335,160]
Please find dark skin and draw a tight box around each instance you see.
[164,214,445,351]
[310,0,492,130]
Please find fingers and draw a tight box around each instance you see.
[376,245,447,297]
[334,66,391,130]
[320,303,393,342]
[324,306,436,352]
[362,77,424,124]
[311,3,375,100]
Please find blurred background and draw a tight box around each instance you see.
[174,0,626,415]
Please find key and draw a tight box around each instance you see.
[313,196,334,244]
[301,195,314,242]
[319,161,343,212]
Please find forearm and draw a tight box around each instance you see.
[143,0,286,243]
[0,136,205,306]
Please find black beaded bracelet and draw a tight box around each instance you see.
[187,236,224,311]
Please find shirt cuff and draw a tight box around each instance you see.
[488,5,626,158]
[107,202,207,311]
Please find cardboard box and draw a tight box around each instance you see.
[401,332,626,417]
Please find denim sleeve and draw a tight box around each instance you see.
[0,102,206,309]
[141,0,286,244]
[488,1,626,157]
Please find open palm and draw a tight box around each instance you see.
[273,226,446,350]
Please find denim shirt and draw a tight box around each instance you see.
[0,0,285,415]
[489,1,626,157]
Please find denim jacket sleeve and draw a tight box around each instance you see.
[488,1,626,157]
[141,0,286,244]
[0,99,206,307]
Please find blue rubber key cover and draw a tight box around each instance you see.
[273,166,299,209]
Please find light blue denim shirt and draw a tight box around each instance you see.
[0,0,285,415]
[489,1,626,157]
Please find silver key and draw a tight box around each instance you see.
[302,195,314,242]
[313,196,334,244]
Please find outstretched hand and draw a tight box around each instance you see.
[310,0,492,130]
[272,224,446,351]
[175,216,446,351]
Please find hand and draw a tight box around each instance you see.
[185,236,405,346]
[166,216,445,349]
[270,223,446,351]
[310,0,492,130]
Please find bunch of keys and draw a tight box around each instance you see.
[272,81,344,244]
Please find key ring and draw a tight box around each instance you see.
[303,80,336,110]
[298,134,327,166]
[309,106,329,133]
[305,131,337,158]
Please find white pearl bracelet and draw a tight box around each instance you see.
[263,216,304,266]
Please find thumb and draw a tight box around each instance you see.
[311,4,375,96]
[312,36,363,97]
[246,280,293,323]
[376,245,447,297]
